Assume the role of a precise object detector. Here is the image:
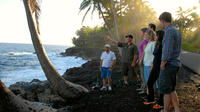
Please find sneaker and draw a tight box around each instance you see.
[108,86,112,91]
[140,96,147,101]
[136,88,143,91]
[100,86,107,91]
[123,82,129,88]
[160,109,164,112]
[143,101,156,105]
[153,104,164,109]
[138,90,146,94]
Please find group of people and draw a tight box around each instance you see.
[99,12,182,112]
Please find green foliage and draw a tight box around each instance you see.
[72,26,106,48]
[78,0,200,52]
[80,0,157,44]
[173,7,200,52]
[95,0,157,41]
[117,0,157,42]
[182,29,200,52]
[173,7,200,39]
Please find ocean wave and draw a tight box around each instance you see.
[2,52,34,56]
[0,56,88,87]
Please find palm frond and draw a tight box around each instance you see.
[91,4,97,17]
[80,0,91,11]
[82,5,92,23]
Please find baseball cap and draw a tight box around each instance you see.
[125,34,133,39]
[104,44,111,48]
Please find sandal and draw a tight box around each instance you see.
[153,104,164,109]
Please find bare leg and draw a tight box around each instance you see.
[108,77,112,87]
[170,91,180,112]
[124,76,128,84]
[136,73,140,81]
[102,78,106,87]
[164,94,171,112]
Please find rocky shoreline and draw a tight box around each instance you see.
[5,47,200,112]
[7,47,122,109]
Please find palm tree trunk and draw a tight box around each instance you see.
[97,2,114,38]
[111,0,122,55]
[111,0,120,41]
[23,0,88,100]
[0,80,57,112]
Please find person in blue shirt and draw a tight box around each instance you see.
[159,12,182,112]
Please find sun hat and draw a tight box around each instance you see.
[104,44,111,48]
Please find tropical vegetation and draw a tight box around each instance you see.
[0,0,200,111]
[78,0,200,52]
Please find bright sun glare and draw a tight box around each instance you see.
[0,0,199,46]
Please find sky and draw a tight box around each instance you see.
[0,0,199,46]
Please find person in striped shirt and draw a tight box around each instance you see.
[158,12,182,112]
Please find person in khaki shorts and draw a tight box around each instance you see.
[104,34,139,86]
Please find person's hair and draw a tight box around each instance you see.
[159,12,172,23]
[156,30,165,47]
[125,34,133,39]
[146,29,156,41]
[149,23,156,31]
[141,27,148,33]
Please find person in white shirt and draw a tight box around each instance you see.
[100,44,116,91]
[140,29,156,87]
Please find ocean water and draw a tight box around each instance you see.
[0,43,87,87]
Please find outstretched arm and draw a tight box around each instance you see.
[104,35,118,45]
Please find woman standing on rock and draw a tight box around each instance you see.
[137,27,148,94]
[140,29,156,93]
[144,30,164,109]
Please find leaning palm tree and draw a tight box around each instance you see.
[0,0,89,111]
[23,0,89,100]
[0,80,57,112]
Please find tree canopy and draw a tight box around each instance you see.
[72,26,106,48]
[173,6,200,52]
[77,0,200,52]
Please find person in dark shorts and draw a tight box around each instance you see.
[143,30,164,109]
[159,12,182,112]
[104,34,139,86]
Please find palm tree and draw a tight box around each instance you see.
[80,0,122,55]
[0,80,57,112]
[80,0,115,39]
[22,0,89,100]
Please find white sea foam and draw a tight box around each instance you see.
[1,55,87,87]
[2,52,33,56]
[0,43,88,87]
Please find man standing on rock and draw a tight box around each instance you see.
[100,44,116,91]
[159,12,182,112]
[104,34,139,87]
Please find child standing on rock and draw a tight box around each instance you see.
[100,44,116,91]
